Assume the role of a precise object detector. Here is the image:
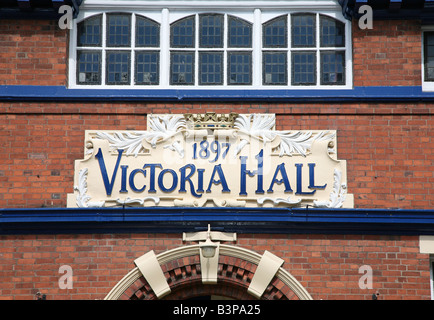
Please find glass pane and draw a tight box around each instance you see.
[228,52,252,85]
[291,13,316,48]
[228,16,252,48]
[291,51,316,85]
[199,52,223,85]
[427,32,434,46]
[170,52,195,85]
[200,14,223,48]
[263,52,287,85]
[263,15,287,48]
[136,16,160,47]
[107,14,131,47]
[171,16,195,48]
[320,51,345,85]
[77,15,102,47]
[106,51,131,85]
[135,51,159,85]
[77,50,101,85]
[320,15,345,47]
[425,33,434,81]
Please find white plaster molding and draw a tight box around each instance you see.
[247,250,284,299]
[183,230,237,243]
[134,250,171,299]
[70,113,352,209]
[115,196,160,206]
[74,168,105,208]
[200,244,220,284]
[91,115,186,157]
[234,114,336,157]
[420,236,434,254]
[313,168,347,208]
[257,196,301,206]
[104,244,313,300]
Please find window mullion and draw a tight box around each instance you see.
[161,8,170,87]
[131,13,136,86]
[253,8,262,87]
[287,13,291,87]
[223,13,228,86]
[101,13,107,86]
[195,13,199,86]
[316,13,320,87]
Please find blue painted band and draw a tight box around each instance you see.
[2,85,434,103]
[1,207,434,235]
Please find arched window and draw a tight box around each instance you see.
[75,13,161,86]
[71,9,350,89]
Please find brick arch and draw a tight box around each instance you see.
[105,244,312,300]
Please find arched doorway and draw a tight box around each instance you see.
[105,244,312,300]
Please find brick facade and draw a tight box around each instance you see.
[0,233,430,300]
[0,11,433,301]
[1,107,433,209]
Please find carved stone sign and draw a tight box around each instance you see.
[67,113,353,208]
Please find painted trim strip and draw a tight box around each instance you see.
[2,85,434,103]
[1,207,434,235]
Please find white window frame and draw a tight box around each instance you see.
[68,0,352,90]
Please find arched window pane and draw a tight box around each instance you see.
[291,13,315,48]
[263,15,287,48]
[171,16,195,48]
[136,16,160,47]
[107,14,131,47]
[320,15,345,47]
[200,14,223,48]
[77,15,102,47]
[228,16,252,48]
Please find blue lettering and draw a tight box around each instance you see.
[95,148,123,196]
[197,168,205,193]
[308,163,327,190]
[267,163,292,193]
[179,164,202,198]
[206,164,230,193]
[158,168,178,192]
[295,164,316,195]
[120,165,128,193]
[239,150,264,196]
[143,164,162,193]
[129,168,146,192]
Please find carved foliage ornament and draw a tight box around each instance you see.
[68,113,353,209]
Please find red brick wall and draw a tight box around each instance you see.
[1,103,433,209]
[0,18,433,301]
[0,233,430,300]
[352,20,422,87]
[0,20,68,86]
